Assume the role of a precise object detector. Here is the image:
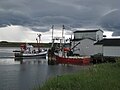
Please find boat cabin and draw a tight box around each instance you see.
[20,44,34,53]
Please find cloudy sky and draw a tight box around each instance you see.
[0,0,120,42]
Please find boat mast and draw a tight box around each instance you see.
[36,38,38,48]
[62,25,65,40]
[37,33,41,51]
[62,25,65,45]
[51,25,55,48]
[51,25,54,41]
[61,25,65,57]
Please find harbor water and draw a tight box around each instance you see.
[0,47,86,90]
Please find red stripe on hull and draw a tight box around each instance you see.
[56,56,91,65]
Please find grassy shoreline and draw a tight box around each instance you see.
[36,61,120,90]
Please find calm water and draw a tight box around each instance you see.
[0,47,86,90]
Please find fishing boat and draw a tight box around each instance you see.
[55,50,90,65]
[48,25,91,65]
[56,56,90,65]
[14,43,47,59]
[48,46,91,65]
[14,34,48,59]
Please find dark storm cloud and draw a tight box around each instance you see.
[40,16,75,25]
[0,10,31,27]
[99,9,120,36]
[0,0,120,35]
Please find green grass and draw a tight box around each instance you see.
[36,61,120,90]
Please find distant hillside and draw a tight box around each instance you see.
[0,41,51,47]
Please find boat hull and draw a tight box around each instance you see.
[56,55,91,65]
[14,51,47,59]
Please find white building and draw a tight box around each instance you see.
[72,29,120,57]
[94,38,120,57]
[74,29,103,41]
[72,29,103,56]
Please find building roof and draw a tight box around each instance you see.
[74,29,103,33]
[72,38,95,41]
[94,38,120,46]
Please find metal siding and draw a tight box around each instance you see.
[74,32,96,40]
[72,41,80,54]
[103,46,120,56]
[94,45,103,54]
[73,39,96,56]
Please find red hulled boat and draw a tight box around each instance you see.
[48,25,91,65]
[56,55,91,65]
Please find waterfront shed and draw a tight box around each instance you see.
[94,38,120,57]
[72,29,103,56]
[74,29,103,41]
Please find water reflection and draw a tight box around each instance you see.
[14,57,48,65]
[0,58,19,65]
[0,47,87,90]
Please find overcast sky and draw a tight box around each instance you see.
[0,25,72,43]
[0,0,120,42]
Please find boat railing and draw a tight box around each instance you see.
[68,56,90,59]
